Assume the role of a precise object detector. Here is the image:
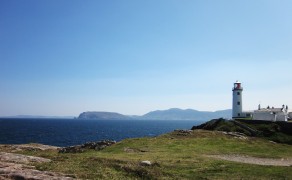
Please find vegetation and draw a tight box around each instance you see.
[3,127,292,179]
[192,118,292,145]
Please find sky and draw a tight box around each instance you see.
[0,0,291,116]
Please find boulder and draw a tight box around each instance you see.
[140,161,151,166]
[59,140,116,153]
[174,129,193,136]
[58,145,84,153]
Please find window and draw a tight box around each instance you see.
[238,113,240,117]
[237,101,240,105]
[237,92,240,95]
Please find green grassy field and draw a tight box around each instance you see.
[4,129,291,179]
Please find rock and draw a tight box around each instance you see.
[222,132,248,140]
[123,147,148,153]
[0,152,74,179]
[0,161,74,180]
[0,152,51,164]
[174,129,193,136]
[0,144,59,153]
[13,144,59,151]
[140,161,151,166]
[59,140,116,153]
[58,145,84,153]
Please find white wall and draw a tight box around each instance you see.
[232,89,243,117]
[252,112,275,121]
[253,111,287,121]
[276,114,287,121]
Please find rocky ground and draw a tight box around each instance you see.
[0,141,117,180]
[0,144,74,180]
[58,140,116,153]
[0,143,59,153]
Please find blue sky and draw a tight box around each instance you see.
[0,0,291,116]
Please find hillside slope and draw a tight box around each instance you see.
[192,118,292,144]
[1,127,291,179]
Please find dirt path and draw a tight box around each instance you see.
[206,154,292,166]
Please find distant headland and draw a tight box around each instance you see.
[77,108,232,120]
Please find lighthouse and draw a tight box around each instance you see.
[232,81,243,118]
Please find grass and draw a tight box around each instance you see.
[2,130,292,179]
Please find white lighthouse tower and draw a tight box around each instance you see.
[232,81,243,118]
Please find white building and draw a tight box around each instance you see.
[253,105,288,121]
[232,81,252,118]
[232,81,243,118]
[231,81,289,122]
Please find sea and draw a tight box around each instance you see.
[0,118,204,147]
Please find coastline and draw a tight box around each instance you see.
[1,119,292,179]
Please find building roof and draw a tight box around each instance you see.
[255,108,283,113]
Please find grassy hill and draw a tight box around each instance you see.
[192,118,292,145]
[2,120,292,179]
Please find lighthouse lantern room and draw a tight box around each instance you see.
[232,81,243,118]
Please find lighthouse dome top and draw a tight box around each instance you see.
[233,81,243,90]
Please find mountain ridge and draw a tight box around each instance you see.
[77,108,232,120]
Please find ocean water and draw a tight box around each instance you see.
[0,118,204,147]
